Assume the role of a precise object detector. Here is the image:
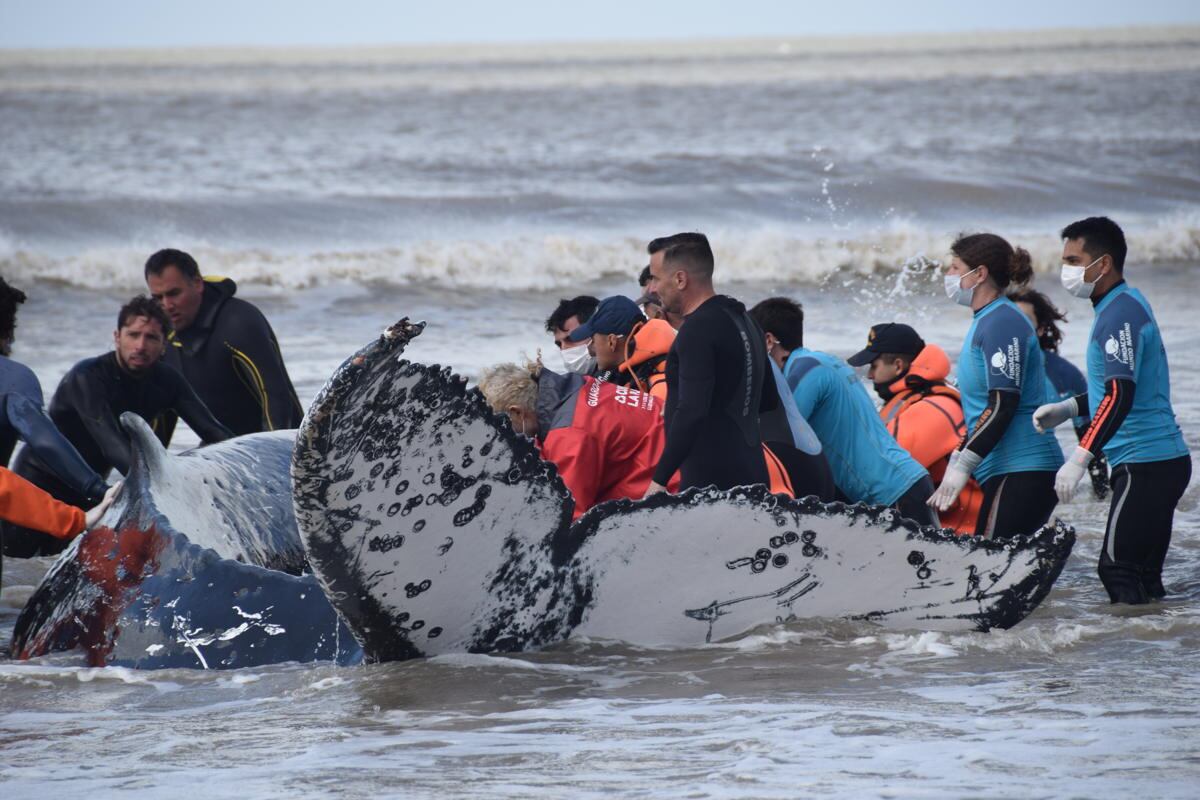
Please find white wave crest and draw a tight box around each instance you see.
[3,217,1197,292]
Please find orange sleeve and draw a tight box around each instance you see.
[0,467,87,539]
[542,429,605,521]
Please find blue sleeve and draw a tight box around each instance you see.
[972,311,1028,393]
[1092,298,1149,383]
[785,357,827,419]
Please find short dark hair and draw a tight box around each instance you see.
[658,233,714,281]
[118,294,171,335]
[749,297,803,351]
[544,295,599,334]
[1008,287,1067,353]
[1060,216,1127,273]
[144,248,201,280]
[950,233,1034,290]
[647,231,710,255]
[638,265,651,287]
[0,276,28,346]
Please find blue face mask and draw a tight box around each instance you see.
[944,266,981,307]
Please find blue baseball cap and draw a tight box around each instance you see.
[567,295,645,341]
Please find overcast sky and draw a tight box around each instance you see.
[2,0,1198,49]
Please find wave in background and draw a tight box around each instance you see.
[4,215,1197,291]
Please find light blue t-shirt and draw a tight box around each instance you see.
[957,298,1064,484]
[784,349,927,505]
[1087,282,1188,466]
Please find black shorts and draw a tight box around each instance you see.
[976,470,1058,539]
[1099,455,1192,604]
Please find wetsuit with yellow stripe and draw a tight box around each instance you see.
[164,277,303,437]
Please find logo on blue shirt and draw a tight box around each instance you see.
[1104,324,1135,368]
[989,338,1021,383]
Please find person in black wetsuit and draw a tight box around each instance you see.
[6,296,233,557]
[145,249,303,436]
[0,278,111,567]
[643,233,777,495]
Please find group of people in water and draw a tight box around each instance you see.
[0,216,1190,606]
[479,217,1189,606]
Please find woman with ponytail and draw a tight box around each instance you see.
[928,234,1064,538]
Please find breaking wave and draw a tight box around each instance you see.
[4,216,1198,292]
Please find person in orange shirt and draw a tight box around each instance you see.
[0,468,120,586]
[572,295,675,407]
[848,323,983,534]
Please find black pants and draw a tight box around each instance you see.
[894,475,939,528]
[976,471,1058,539]
[1099,455,1192,604]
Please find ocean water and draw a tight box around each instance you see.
[2,28,1199,798]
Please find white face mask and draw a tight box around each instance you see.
[1061,256,1103,299]
[944,266,981,307]
[561,343,596,375]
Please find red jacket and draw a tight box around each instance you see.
[878,345,982,535]
[1,466,86,539]
[537,371,677,520]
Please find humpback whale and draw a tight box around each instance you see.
[292,320,1075,663]
[11,414,360,669]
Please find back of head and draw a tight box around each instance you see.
[118,294,172,335]
[950,232,1033,290]
[0,276,27,351]
[1060,216,1127,273]
[477,360,541,414]
[1008,287,1067,352]
[638,265,652,287]
[545,295,599,334]
[659,234,714,283]
[749,297,803,350]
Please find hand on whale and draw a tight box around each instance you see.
[11,414,360,669]
[292,319,1075,664]
[83,481,122,530]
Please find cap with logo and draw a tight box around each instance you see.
[846,323,926,367]
[567,295,646,342]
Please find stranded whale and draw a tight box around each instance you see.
[291,320,1075,663]
[11,413,360,669]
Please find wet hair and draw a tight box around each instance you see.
[118,294,171,335]
[477,359,541,414]
[0,276,27,348]
[1008,287,1067,353]
[638,265,651,287]
[658,233,714,281]
[144,248,201,280]
[749,297,803,351]
[1060,216,1127,273]
[950,233,1033,290]
[544,295,598,334]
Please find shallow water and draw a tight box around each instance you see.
[2,29,1200,799]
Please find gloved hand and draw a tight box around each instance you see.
[1055,447,1093,503]
[928,449,982,512]
[84,481,122,529]
[1088,452,1110,500]
[1033,398,1078,434]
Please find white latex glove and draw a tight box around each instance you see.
[1055,447,1093,503]
[1033,397,1078,434]
[928,449,981,512]
[84,481,122,529]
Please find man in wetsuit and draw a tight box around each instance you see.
[1035,217,1191,604]
[643,232,777,495]
[751,298,938,526]
[0,278,110,561]
[7,296,232,557]
[145,249,303,436]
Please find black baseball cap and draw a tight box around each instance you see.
[567,295,646,341]
[846,323,925,367]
